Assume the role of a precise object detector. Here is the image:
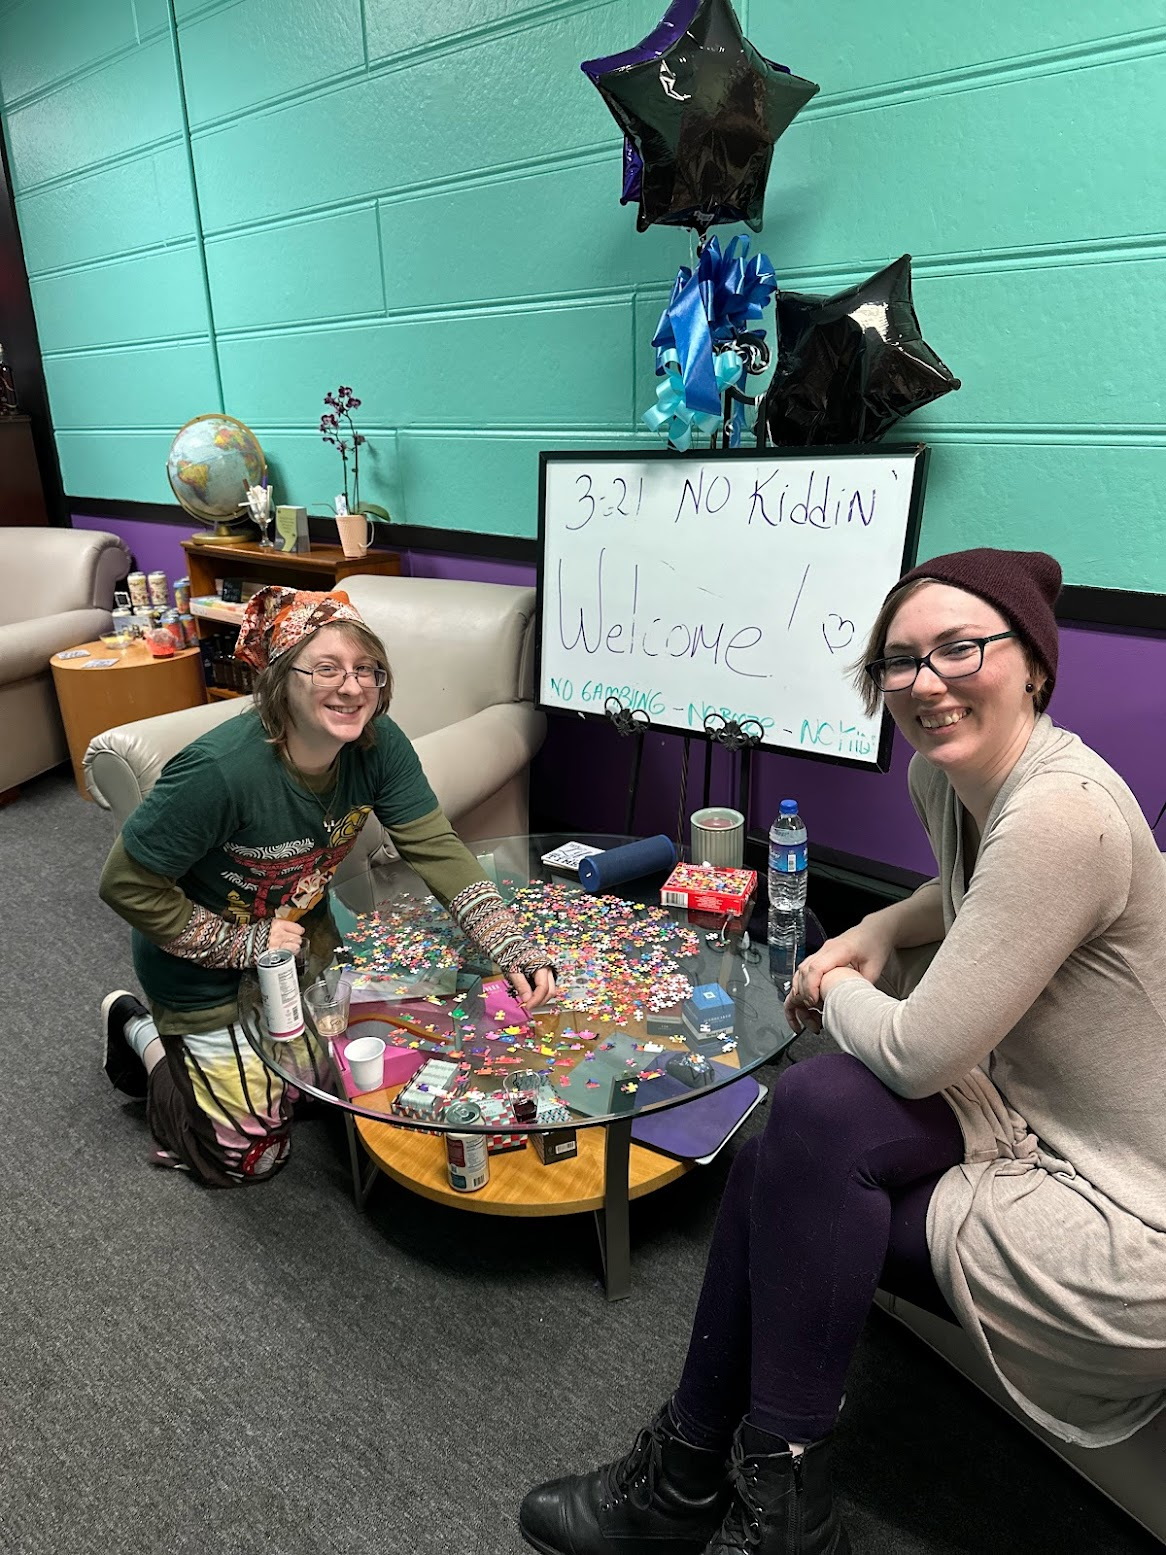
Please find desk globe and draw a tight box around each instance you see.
[167,412,266,541]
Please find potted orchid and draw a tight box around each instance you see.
[319,385,390,554]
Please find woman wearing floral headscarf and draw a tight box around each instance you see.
[98,585,555,1187]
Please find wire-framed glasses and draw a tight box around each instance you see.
[865,631,1016,693]
[290,664,388,689]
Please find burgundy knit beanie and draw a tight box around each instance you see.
[884,548,1062,700]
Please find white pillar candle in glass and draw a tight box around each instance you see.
[690,807,746,868]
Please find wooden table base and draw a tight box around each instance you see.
[351,1112,689,1299]
[50,640,206,798]
[354,1114,688,1215]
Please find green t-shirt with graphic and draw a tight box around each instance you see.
[120,710,437,1017]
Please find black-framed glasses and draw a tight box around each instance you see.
[290,664,388,689]
[865,631,1016,693]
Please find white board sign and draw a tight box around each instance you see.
[536,446,927,771]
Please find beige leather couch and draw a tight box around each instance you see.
[0,526,131,796]
[877,1257,1166,1544]
[84,572,546,858]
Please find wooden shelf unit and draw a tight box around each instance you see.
[181,538,403,697]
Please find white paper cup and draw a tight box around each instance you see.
[345,1036,386,1091]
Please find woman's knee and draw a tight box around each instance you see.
[766,1052,889,1141]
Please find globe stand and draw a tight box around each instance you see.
[188,525,255,546]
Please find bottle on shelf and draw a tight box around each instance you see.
[0,343,18,416]
[768,799,808,995]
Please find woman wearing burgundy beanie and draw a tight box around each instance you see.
[520,549,1166,1555]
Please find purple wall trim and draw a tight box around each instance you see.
[71,512,1166,871]
[407,549,536,589]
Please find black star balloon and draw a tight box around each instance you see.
[581,0,818,233]
[759,255,961,445]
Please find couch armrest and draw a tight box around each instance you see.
[0,528,131,624]
[412,703,547,821]
[0,610,115,682]
[84,696,250,815]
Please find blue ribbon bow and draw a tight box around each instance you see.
[644,235,777,449]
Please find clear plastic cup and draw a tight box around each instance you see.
[304,979,351,1039]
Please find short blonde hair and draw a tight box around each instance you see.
[850,578,1051,718]
[252,620,393,751]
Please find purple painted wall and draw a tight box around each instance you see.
[71,513,1165,871]
[73,512,196,583]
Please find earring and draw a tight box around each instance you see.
[1025,681,1034,693]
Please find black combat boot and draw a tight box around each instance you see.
[707,1423,850,1555]
[519,1401,731,1554]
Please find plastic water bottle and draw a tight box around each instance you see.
[768,799,808,993]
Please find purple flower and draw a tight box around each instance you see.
[320,383,369,513]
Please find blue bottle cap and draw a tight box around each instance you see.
[779,799,798,814]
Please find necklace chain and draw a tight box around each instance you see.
[287,753,341,832]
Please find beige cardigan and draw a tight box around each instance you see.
[825,715,1166,1447]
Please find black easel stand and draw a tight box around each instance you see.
[702,712,765,834]
[604,697,651,835]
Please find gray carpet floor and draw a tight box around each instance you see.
[0,769,1159,1555]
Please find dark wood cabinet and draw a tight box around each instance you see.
[0,416,49,525]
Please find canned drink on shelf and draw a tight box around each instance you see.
[256,948,304,1039]
[179,612,198,647]
[173,576,191,613]
[111,609,135,641]
[147,570,169,607]
[444,1101,490,1192]
[127,571,149,609]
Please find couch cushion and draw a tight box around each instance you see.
[0,610,114,682]
[340,575,535,740]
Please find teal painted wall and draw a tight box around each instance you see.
[2,1,1164,585]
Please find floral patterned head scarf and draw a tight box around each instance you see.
[234,585,367,671]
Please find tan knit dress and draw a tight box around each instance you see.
[824,715,1166,1447]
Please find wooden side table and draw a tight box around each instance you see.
[50,640,207,799]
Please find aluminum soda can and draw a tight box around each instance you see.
[127,571,149,609]
[161,609,185,649]
[173,576,191,613]
[444,1101,490,1192]
[256,948,304,1039]
[147,570,169,607]
[179,611,198,647]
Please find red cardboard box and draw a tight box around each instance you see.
[661,863,757,917]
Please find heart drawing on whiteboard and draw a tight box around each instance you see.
[822,615,855,654]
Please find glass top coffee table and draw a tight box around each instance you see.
[241,834,806,1298]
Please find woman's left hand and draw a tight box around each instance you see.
[509,965,557,1011]
[784,964,864,1034]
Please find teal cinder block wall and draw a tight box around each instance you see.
[1,0,1163,585]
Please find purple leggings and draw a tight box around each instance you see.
[673,1052,964,1445]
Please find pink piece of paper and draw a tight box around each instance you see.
[482,976,530,1028]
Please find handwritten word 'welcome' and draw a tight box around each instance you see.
[557,550,767,679]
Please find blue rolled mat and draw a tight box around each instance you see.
[577,834,677,893]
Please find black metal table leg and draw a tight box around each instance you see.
[593,1117,634,1299]
[343,1112,380,1211]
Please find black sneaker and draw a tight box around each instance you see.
[101,991,150,1098]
